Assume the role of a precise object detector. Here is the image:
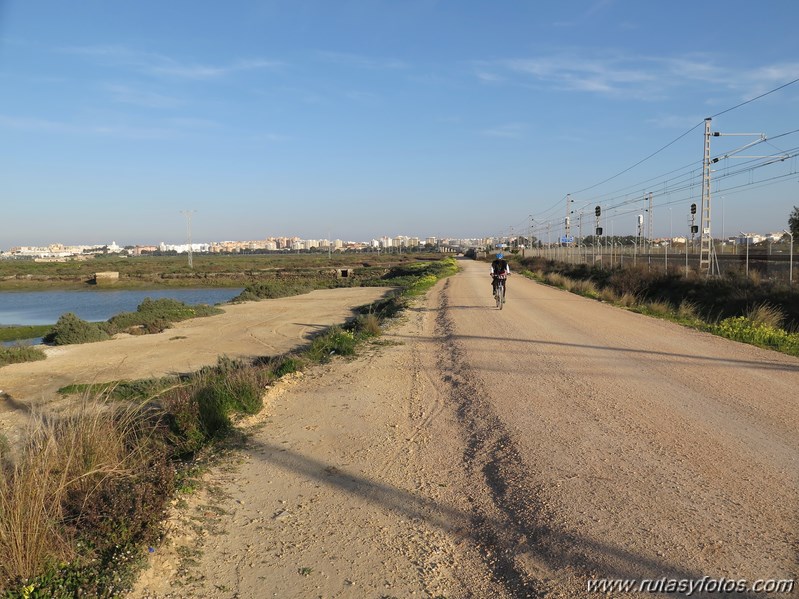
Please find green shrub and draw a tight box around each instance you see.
[273,356,301,377]
[106,298,221,335]
[232,280,323,302]
[57,378,176,401]
[0,325,52,343]
[184,360,265,439]
[42,313,110,345]
[712,316,799,355]
[0,346,46,368]
[308,327,357,363]
[369,258,458,291]
[161,385,206,457]
[355,313,382,337]
[196,385,233,438]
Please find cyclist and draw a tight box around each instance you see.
[490,252,510,301]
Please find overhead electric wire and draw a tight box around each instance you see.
[517,79,799,241]
[568,122,703,197]
[710,77,799,119]
[562,78,799,200]
[527,145,799,238]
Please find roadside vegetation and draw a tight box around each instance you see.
[0,326,51,344]
[0,257,457,597]
[41,298,223,346]
[0,346,46,368]
[510,255,799,357]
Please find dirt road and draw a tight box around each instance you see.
[0,288,390,444]
[133,259,798,598]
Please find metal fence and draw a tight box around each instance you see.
[523,243,795,285]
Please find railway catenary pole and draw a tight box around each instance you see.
[648,191,653,262]
[699,118,713,274]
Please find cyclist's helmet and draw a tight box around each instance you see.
[496,252,504,259]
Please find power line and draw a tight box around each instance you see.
[569,122,704,197]
[710,77,799,119]
[565,77,799,199]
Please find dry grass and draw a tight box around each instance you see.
[560,277,576,292]
[618,292,639,308]
[598,287,619,303]
[572,279,598,297]
[677,300,700,321]
[356,313,382,336]
[746,303,785,329]
[0,399,153,584]
[645,300,672,317]
[544,272,567,288]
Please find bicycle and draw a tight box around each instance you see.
[492,274,506,309]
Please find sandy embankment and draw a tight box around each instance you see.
[0,287,391,444]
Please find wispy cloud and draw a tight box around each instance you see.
[474,51,799,102]
[475,70,503,83]
[499,54,658,97]
[149,58,282,79]
[62,44,283,80]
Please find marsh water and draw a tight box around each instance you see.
[0,288,242,327]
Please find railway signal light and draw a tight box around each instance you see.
[595,206,601,217]
[690,203,697,215]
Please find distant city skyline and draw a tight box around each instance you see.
[4,225,790,257]
[2,1,798,247]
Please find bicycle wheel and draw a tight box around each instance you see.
[499,283,504,309]
[495,285,501,308]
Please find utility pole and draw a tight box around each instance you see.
[699,118,716,275]
[699,120,773,275]
[180,210,195,269]
[647,192,653,252]
[565,194,572,241]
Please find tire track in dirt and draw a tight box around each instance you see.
[433,278,581,597]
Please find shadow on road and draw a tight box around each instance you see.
[388,332,799,373]
[240,438,764,598]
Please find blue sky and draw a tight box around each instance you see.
[1,0,798,248]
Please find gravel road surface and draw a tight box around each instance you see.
[131,259,798,597]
